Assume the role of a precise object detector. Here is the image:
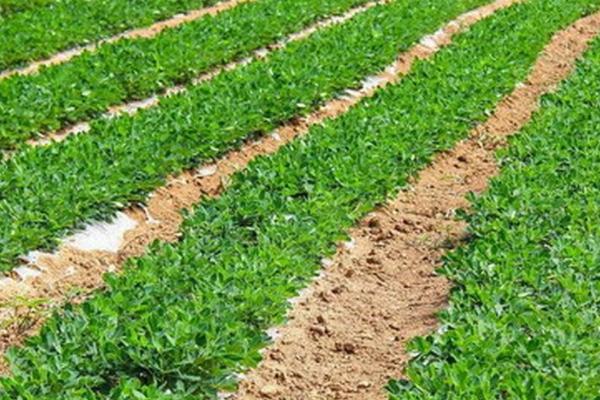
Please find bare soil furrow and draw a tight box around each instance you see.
[0,0,250,80]
[232,12,600,400]
[0,0,515,366]
[23,0,385,150]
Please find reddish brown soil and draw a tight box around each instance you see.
[0,0,517,372]
[232,11,600,400]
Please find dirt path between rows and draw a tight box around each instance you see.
[231,12,600,400]
[0,0,251,80]
[0,0,516,372]
[24,0,385,149]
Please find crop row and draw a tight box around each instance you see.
[391,31,600,400]
[0,0,220,71]
[0,0,373,149]
[0,0,489,271]
[2,0,597,397]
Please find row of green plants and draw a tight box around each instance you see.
[390,28,600,400]
[0,0,219,71]
[0,0,53,17]
[0,0,372,149]
[3,0,597,397]
[0,0,488,271]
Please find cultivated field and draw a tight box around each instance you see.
[0,0,598,398]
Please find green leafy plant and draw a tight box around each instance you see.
[0,0,54,17]
[0,0,219,70]
[0,296,49,334]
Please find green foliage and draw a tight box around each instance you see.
[0,0,219,70]
[389,24,600,400]
[0,0,54,17]
[0,0,372,149]
[2,0,597,397]
[0,0,487,271]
